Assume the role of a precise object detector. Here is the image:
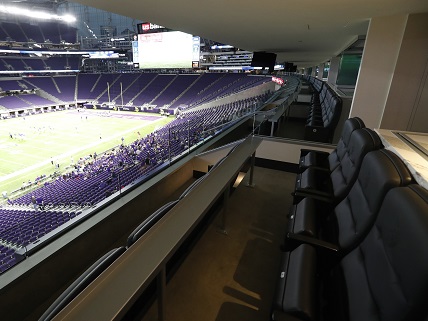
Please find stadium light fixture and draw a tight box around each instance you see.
[0,5,76,23]
[62,14,76,23]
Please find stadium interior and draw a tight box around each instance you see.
[0,0,427,321]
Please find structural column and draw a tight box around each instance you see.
[327,56,341,86]
[380,12,428,132]
[311,67,316,77]
[349,13,408,129]
[317,63,324,79]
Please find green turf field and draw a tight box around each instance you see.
[0,109,173,199]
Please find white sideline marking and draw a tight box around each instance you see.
[0,118,165,184]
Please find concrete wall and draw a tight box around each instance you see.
[350,14,408,129]
[381,13,428,132]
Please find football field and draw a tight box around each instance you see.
[0,109,173,198]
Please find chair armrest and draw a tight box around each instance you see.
[284,233,339,253]
[293,189,333,205]
[272,310,316,321]
[299,149,329,157]
[303,166,330,173]
[299,167,331,182]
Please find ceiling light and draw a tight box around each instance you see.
[0,5,76,22]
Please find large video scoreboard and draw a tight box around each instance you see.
[133,22,200,69]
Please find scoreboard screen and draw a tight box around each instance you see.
[134,31,200,69]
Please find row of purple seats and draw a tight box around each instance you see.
[0,79,33,92]
[25,59,48,71]
[85,73,122,102]
[151,74,198,107]
[0,90,272,274]
[186,73,247,107]
[96,73,265,109]
[0,21,77,44]
[77,74,101,100]
[111,73,157,105]
[0,73,270,109]
[1,58,27,71]
[21,76,75,102]
[0,57,77,72]
[216,76,270,100]
[39,142,238,320]
[20,22,45,43]
[0,94,56,110]
[1,22,26,42]
[23,77,59,98]
[0,95,31,109]
[54,76,77,102]
[67,56,80,70]
[1,210,81,247]
[0,206,83,274]
[132,74,176,105]
[20,94,56,106]
[98,73,141,104]
[46,57,69,70]
[0,243,24,274]
[11,92,268,209]
[0,208,37,233]
[169,73,223,108]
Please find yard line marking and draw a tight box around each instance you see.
[0,117,166,184]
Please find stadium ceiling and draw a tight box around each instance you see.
[75,0,427,68]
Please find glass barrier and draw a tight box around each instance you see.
[0,89,286,274]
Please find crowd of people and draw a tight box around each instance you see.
[10,92,272,207]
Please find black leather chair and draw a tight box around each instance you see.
[304,88,343,143]
[39,246,126,321]
[294,128,382,206]
[287,149,414,260]
[298,117,365,173]
[272,184,428,321]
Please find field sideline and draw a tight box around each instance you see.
[0,109,173,198]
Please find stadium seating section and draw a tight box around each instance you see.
[0,21,77,44]
[0,20,79,73]
[0,73,271,111]
[0,77,272,274]
[0,18,277,276]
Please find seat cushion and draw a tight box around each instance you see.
[272,245,317,321]
[337,186,428,321]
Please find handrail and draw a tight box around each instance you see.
[51,135,263,321]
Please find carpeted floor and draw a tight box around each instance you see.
[141,166,296,321]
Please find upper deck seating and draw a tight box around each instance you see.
[0,21,76,45]
[1,22,27,42]
[20,22,44,43]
